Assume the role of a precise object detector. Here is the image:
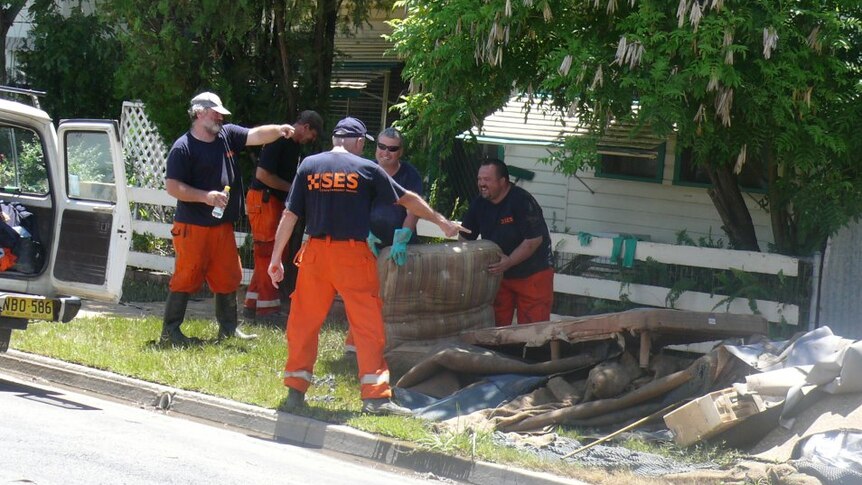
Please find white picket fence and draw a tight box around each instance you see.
[127,187,254,282]
[420,220,802,324]
[128,188,802,325]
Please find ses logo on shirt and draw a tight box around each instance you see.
[499,216,514,225]
[307,172,360,192]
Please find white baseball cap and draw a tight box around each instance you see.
[190,92,231,115]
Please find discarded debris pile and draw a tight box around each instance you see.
[396,309,766,432]
[391,309,862,484]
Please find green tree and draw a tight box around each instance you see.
[19,0,123,119]
[102,0,393,143]
[390,0,862,255]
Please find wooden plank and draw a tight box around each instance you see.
[128,187,176,207]
[639,331,651,368]
[127,251,173,273]
[550,234,799,277]
[132,220,172,239]
[460,308,768,347]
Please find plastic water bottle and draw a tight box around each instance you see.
[211,185,230,219]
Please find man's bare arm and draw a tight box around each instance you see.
[267,209,299,287]
[488,236,543,274]
[247,124,294,146]
[166,178,225,207]
[255,167,292,193]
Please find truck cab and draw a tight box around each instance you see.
[0,86,130,351]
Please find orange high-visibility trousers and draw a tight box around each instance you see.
[169,222,242,294]
[245,189,284,316]
[282,237,392,399]
[493,267,554,326]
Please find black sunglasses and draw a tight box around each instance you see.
[376,142,401,152]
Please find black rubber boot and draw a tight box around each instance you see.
[216,292,257,341]
[159,292,192,346]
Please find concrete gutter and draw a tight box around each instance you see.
[0,350,585,485]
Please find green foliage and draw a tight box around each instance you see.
[676,229,726,250]
[0,137,48,194]
[427,171,467,220]
[19,1,124,120]
[129,232,173,260]
[67,138,113,183]
[391,0,862,256]
[102,0,394,146]
[617,435,743,468]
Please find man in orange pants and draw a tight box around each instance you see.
[244,110,322,323]
[159,91,296,346]
[267,117,467,415]
[460,158,554,326]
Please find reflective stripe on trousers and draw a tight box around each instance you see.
[359,370,389,386]
[282,370,313,382]
[282,238,392,399]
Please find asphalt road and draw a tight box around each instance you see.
[0,372,448,485]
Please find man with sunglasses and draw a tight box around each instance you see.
[243,110,323,324]
[367,127,423,263]
[345,127,424,354]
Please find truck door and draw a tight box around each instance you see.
[52,121,130,302]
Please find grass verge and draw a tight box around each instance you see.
[10,312,732,485]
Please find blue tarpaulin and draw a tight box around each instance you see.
[394,374,547,421]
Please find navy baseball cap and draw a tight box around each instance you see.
[332,117,374,141]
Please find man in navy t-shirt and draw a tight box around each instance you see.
[345,127,423,353]
[461,158,554,326]
[244,110,323,322]
[159,91,296,346]
[368,127,423,249]
[266,117,467,416]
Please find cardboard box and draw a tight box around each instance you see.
[664,388,765,446]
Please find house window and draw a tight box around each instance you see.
[595,143,665,183]
[675,148,768,191]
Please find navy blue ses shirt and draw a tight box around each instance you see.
[249,137,302,202]
[369,161,423,247]
[166,124,249,226]
[461,185,552,279]
[287,150,405,241]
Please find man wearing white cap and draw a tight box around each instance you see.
[159,91,295,346]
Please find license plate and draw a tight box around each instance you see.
[1,296,54,320]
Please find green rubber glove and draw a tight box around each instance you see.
[389,228,412,266]
[366,231,382,257]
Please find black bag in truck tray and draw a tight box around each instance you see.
[0,200,41,273]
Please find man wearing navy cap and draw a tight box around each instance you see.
[267,116,468,415]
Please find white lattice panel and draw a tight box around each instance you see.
[121,101,168,189]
